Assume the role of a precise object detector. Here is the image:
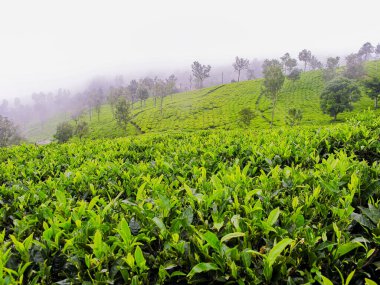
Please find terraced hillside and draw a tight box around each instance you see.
[24,61,380,141]
[82,65,379,138]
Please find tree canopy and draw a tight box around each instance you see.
[191,61,211,88]
[320,77,361,120]
[233,56,249,82]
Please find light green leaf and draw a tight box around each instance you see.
[203,231,221,252]
[365,278,378,285]
[267,238,293,266]
[221,232,245,243]
[267,207,281,226]
[153,217,167,237]
[187,263,219,278]
[134,245,146,269]
[335,242,363,259]
[345,270,355,285]
[118,218,132,244]
[321,275,334,285]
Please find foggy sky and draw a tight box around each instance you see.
[1,0,379,101]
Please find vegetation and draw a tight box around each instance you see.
[114,98,131,132]
[233,57,249,82]
[285,108,303,126]
[0,111,379,284]
[191,61,211,88]
[320,77,361,121]
[262,60,285,127]
[238,107,255,126]
[362,75,380,109]
[54,122,74,143]
[0,115,22,147]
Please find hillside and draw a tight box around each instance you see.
[80,62,380,138]
[24,61,380,141]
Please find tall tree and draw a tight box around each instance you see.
[246,68,255,80]
[376,44,380,59]
[0,115,22,147]
[191,61,211,88]
[128,80,139,109]
[261,60,285,127]
[344,53,365,79]
[114,97,131,132]
[309,55,323,70]
[298,49,312,71]
[358,42,374,61]
[280,53,297,75]
[136,85,149,108]
[323,56,340,81]
[362,75,380,109]
[232,56,249,82]
[165,74,178,98]
[320,77,360,120]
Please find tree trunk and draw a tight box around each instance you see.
[238,70,240,82]
[304,61,307,71]
[375,97,378,109]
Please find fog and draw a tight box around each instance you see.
[0,0,379,139]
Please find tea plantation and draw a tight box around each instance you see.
[1,109,379,284]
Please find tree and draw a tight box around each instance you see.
[136,85,149,108]
[320,77,361,120]
[287,68,302,82]
[114,97,131,131]
[344,53,365,79]
[281,53,297,75]
[298,49,312,71]
[262,60,285,127]
[285,108,303,126]
[165,74,178,98]
[191,61,211,88]
[128,80,139,108]
[326,56,340,70]
[75,121,89,139]
[239,107,255,126]
[309,55,323,70]
[323,56,340,81]
[0,115,22,147]
[362,75,380,109]
[233,56,249,82]
[246,68,255,80]
[107,86,120,115]
[54,122,74,143]
[358,42,374,61]
[376,44,380,59]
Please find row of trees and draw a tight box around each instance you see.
[258,42,380,126]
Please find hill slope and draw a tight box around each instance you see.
[25,61,380,141]
[85,69,376,138]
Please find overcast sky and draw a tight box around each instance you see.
[0,0,379,100]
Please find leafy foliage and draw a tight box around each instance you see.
[191,61,211,88]
[320,77,361,120]
[1,111,380,283]
[114,97,131,131]
[0,115,22,147]
[285,108,303,126]
[54,122,74,143]
[238,107,255,126]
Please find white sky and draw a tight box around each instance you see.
[0,0,379,100]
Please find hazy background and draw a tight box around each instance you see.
[0,0,379,100]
